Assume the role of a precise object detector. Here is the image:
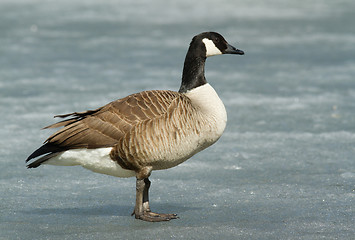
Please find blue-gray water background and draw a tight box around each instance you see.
[1,0,354,239]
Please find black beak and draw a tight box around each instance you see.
[225,43,244,55]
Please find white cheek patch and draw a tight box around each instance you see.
[202,38,222,57]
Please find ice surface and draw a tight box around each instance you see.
[1,0,354,239]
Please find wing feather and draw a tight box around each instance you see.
[26,90,182,166]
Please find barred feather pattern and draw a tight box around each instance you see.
[110,95,205,171]
[110,84,227,171]
[44,90,180,151]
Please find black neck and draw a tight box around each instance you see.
[179,45,207,93]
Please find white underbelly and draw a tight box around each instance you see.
[45,148,136,178]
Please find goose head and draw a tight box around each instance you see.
[179,32,244,93]
[190,32,244,58]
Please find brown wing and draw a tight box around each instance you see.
[46,90,181,149]
[26,90,181,166]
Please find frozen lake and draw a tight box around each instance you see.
[1,0,354,239]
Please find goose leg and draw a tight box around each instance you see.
[142,178,151,212]
[134,177,178,222]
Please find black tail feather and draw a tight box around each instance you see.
[26,143,65,168]
[27,152,61,168]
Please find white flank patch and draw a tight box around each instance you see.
[202,38,222,57]
[45,148,136,178]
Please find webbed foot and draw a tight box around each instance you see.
[136,211,178,222]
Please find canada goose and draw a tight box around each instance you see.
[26,32,244,222]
